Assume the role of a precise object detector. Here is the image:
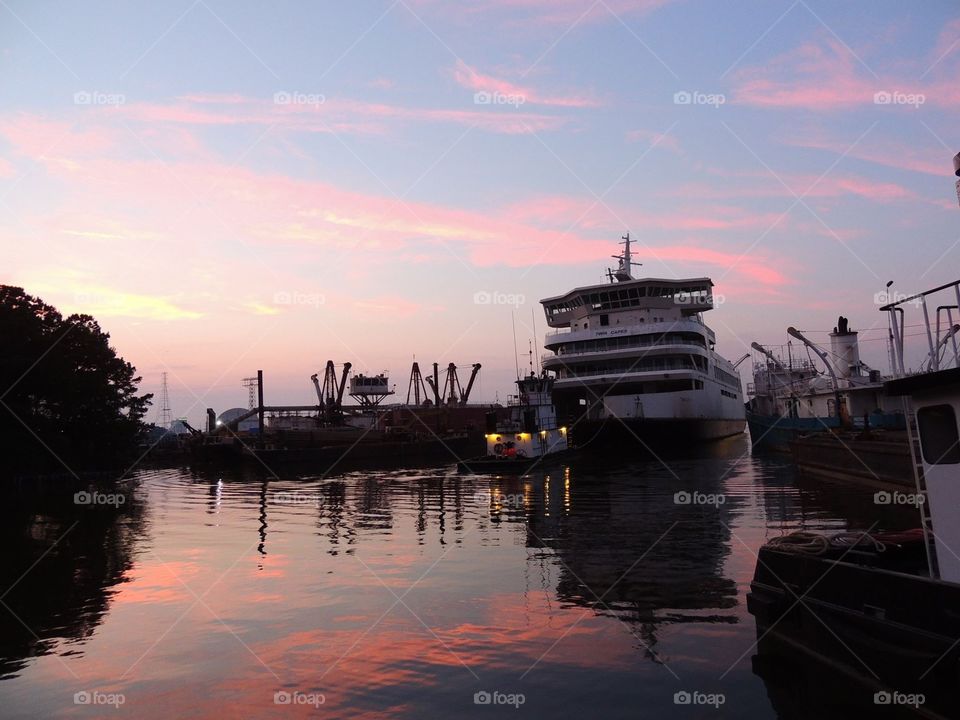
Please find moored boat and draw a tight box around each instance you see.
[747,279,960,717]
[457,371,570,473]
[539,234,746,449]
[747,317,905,452]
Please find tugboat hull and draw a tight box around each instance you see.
[456,450,573,474]
[748,546,960,716]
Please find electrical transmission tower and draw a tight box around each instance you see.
[242,376,259,409]
[157,372,173,429]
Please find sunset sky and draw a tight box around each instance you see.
[2,1,958,424]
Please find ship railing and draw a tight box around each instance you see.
[545,315,709,337]
[879,279,960,376]
[553,366,696,380]
[541,341,709,365]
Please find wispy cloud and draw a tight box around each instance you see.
[110,93,569,136]
[1,114,789,294]
[26,271,203,321]
[732,36,960,110]
[452,59,599,107]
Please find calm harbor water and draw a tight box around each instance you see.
[0,437,923,719]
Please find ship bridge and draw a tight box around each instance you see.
[540,277,715,328]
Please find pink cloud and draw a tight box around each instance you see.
[622,243,789,286]
[1,113,791,359]
[0,114,115,157]
[732,37,960,110]
[931,18,960,65]
[111,94,568,136]
[785,132,949,177]
[453,60,598,107]
[670,170,916,202]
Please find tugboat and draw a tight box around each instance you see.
[457,370,569,473]
[747,278,960,717]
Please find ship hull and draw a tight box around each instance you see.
[748,547,957,718]
[746,410,905,452]
[745,412,837,452]
[571,416,745,449]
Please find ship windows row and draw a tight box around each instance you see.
[549,332,707,356]
[545,285,711,315]
[720,389,739,400]
[553,355,707,379]
[713,366,742,390]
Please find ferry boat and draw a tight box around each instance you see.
[457,370,569,472]
[539,234,746,447]
[747,279,960,717]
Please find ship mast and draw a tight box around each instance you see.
[608,232,642,283]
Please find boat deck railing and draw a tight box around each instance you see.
[545,315,712,338]
[880,279,960,376]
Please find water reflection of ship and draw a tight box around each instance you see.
[750,456,922,534]
[0,480,145,679]
[518,460,740,658]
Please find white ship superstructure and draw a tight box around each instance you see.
[539,235,746,443]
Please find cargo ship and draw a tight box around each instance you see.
[746,316,905,453]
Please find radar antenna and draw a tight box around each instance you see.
[607,232,642,283]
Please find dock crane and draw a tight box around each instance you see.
[460,363,481,405]
[425,363,441,406]
[311,361,351,424]
[406,361,429,405]
[750,342,786,371]
[408,361,481,406]
[435,363,483,406]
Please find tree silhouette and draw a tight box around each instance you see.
[0,286,152,476]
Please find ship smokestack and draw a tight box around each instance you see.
[829,316,860,380]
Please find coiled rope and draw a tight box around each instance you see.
[766,531,887,556]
